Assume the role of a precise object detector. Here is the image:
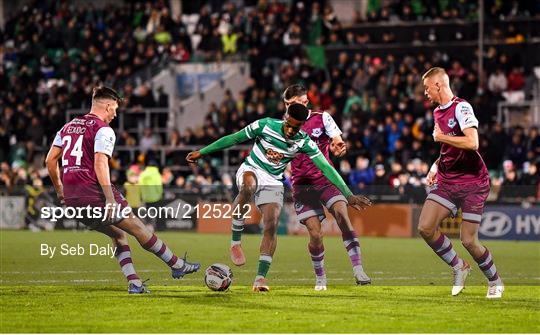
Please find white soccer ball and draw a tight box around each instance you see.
[204,263,233,291]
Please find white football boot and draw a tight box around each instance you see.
[314,276,327,291]
[486,280,504,299]
[354,269,372,285]
[452,260,471,296]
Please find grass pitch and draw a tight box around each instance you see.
[1,230,539,333]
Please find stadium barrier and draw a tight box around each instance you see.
[196,202,414,237]
[287,204,414,238]
[479,206,540,241]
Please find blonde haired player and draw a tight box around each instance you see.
[420,67,503,298]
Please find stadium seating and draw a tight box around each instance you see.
[1,0,538,208]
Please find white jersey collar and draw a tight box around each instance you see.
[439,96,457,110]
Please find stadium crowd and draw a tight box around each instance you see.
[1,0,539,206]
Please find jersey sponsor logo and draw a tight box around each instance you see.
[480,211,512,237]
[447,118,457,128]
[66,126,87,135]
[86,120,96,126]
[70,119,86,125]
[265,148,284,164]
[311,128,322,137]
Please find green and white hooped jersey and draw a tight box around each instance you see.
[243,118,322,179]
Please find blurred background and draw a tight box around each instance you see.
[0,0,539,240]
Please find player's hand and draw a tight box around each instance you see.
[56,190,65,205]
[346,194,372,211]
[433,123,442,142]
[426,170,437,186]
[186,151,202,164]
[330,141,347,157]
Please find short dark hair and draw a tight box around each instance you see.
[92,86,121,102]
[283,84,307,101]
[286,103,309,121]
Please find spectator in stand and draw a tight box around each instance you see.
[499,165,521,200]
[349,156,375,192]
[1,0,538,205]
[507,67,525,91]
[505,133,527,168]
[488,67,508,94]
[140,128,162,153]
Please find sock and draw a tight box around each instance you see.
[474,248,500,283]
[231,218,244,246]
[142,234,184,269]
[308,243,326,278]
[342,230,363,272]
[256,254,272,278]
[428,234,463,269]
[115,245,142,286]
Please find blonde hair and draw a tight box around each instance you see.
[422,67,447,81]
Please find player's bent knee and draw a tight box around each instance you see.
[113,230,128,244]
[418,224,436,239]
[309,230,323,244]
[117,216,151,239]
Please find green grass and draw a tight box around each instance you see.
[1,230,539,333]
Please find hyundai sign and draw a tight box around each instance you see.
[480,206,540,241]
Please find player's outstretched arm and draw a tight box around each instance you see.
[186,130,249,163]
[186,119,265,163]
[45,145,64,204]
[310,154,372,211]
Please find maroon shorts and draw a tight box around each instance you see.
[292,182,347,224]
[65,186,130,227]
[426,178,490,223]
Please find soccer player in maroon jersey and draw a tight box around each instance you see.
[45,86,200,294]
[420,68,504,298]
[284,84,372,290]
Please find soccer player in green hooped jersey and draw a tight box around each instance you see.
[186,103,371,292]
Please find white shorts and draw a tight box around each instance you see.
[235,163,284,207]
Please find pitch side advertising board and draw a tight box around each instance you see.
[479,206,540,241]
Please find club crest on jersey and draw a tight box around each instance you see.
[294,201,304,211]
[311,128,322,137]
[447,118,456,128]
[265,148,284,164]
[86,120,96,126]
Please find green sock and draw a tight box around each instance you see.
[257,254,272,278]
[231,218,244,244]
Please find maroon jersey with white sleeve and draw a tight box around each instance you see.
[290,110,342,186]
[434,97,489,184]
[52,114,116,204]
